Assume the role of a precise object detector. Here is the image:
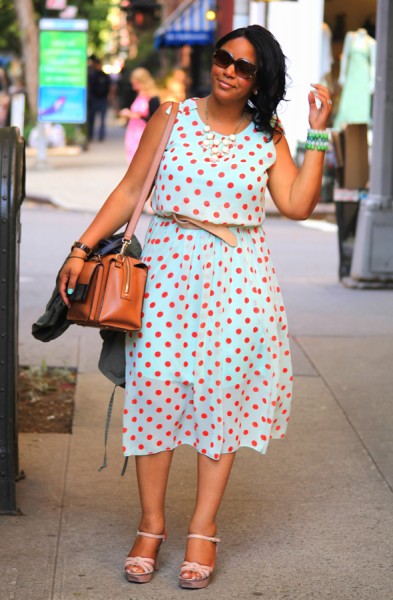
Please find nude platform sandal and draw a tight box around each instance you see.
[124,531,167,583]
[179,533,221,589]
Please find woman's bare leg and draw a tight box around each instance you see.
[127,450,173,573]
[182,452,236,579]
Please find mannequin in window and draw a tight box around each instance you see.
[334,28,376,130]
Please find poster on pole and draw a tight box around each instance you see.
[38,18,88,123]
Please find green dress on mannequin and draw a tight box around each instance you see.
[334,28,376,130]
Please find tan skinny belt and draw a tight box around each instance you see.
[172,214,238,247]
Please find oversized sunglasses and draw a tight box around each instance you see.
[212,48,257,79]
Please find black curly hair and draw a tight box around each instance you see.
[215,24,288,140]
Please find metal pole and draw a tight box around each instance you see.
[368,0,393,210]
[350,0,393,284]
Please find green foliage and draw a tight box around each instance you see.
[0,0,21,54]
[21,361,76,398]
[0,0,112,58]
[63,0,113,52]
[62,123,87,146]
[0,0,44,55]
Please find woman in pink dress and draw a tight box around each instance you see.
[120,68,160,163]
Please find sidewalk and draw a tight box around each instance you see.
[25,116,128,213]
[1,121,392,600]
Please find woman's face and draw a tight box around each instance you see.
[211,37,258,103]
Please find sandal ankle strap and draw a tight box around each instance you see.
[137,530,167,541]
[187,533,220,544]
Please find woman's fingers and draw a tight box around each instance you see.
[58,259,84,306]
[310,83,332,110]
[309,83,332,129]
[58,267,72,306]
[58,276,70,306]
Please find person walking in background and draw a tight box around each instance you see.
[116,64,137,114]
[59,25,331,590]
[86,54,97,136]
[119,68,160,163]
[88,58,111,141]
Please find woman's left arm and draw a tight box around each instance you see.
[267,84,332,220]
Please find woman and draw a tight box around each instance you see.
[59,25,332,589]
[119,67,160,163]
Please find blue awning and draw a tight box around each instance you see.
[154,0,216,48]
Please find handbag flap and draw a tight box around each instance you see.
[76,260,101,285]
[72,260,101,302]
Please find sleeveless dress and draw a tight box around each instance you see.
[334,32,375,130]
[123,98,293,461]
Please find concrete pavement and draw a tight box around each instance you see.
[25,117,128,213]
[1,120,392,600]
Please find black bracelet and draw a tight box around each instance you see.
[71,241,92,255]
[67,253,86,261]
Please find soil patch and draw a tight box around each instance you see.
[18,365,77,433]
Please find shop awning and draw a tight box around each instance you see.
[154,0,216,48]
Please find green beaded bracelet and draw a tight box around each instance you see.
[305,142,329,151]
[307,128,329,141]
[306,129,329,151]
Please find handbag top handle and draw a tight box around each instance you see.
[122,102,179,243]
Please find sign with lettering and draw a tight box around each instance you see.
[38,19,88,123]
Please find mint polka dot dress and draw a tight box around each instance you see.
[123,98,292,460]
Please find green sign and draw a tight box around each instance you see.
[38,19,88,123]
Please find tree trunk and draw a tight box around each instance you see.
[14,0,38,117]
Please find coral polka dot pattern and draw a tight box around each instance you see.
[123,99,292,460]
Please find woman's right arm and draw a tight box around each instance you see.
[58,101,174,305]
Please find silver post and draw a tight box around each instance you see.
[349,0,393,286]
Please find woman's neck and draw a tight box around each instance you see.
[203,95,247,126]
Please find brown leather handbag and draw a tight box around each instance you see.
[67,103,179,332]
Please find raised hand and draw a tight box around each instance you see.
[308,83,332,130]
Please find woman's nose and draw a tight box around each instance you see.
[222,63,236,78]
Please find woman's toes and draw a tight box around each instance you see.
[128,565,142,574]
[181,570,199,580]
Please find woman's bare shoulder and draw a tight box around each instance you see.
[156,100,180,117]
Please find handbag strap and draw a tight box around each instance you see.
[122,102,179,245]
